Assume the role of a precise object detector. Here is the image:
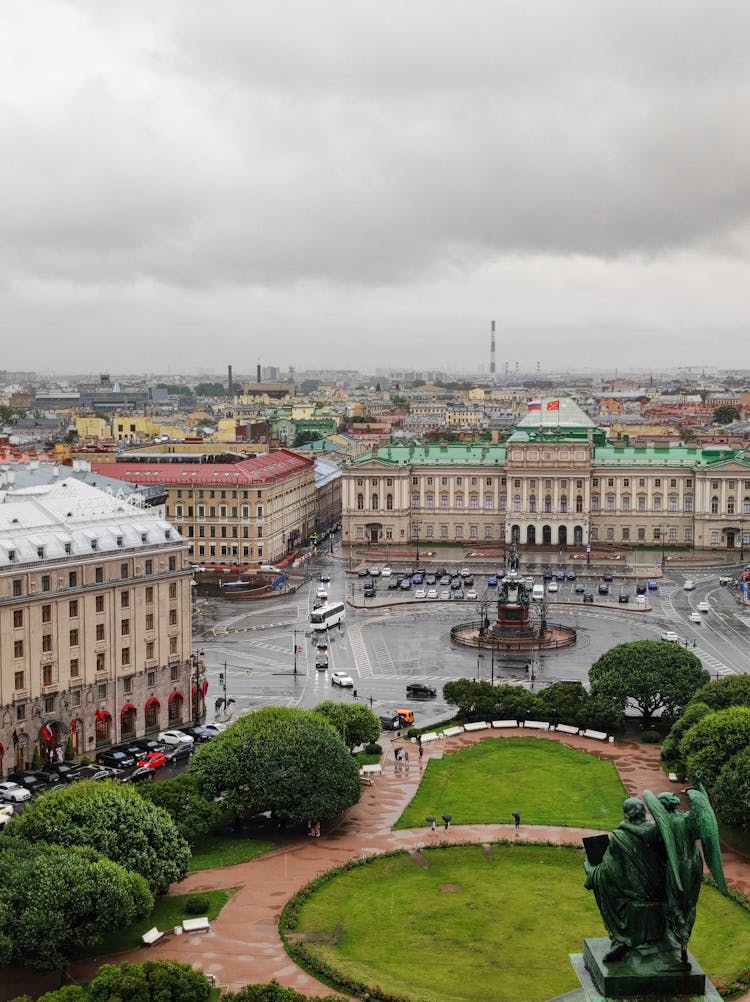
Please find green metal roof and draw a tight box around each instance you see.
[352,443,507,467]
[593,444,750,467]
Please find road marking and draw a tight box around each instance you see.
[347,624,373,677]
[698,652,736,676]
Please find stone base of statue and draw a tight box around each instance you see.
[561,938,721,1001]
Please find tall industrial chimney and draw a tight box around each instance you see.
[227,364,233,394]
[257,363,262,384]
[490,320,496,377]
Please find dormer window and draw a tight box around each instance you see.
[91,539,98,551]
[8,549,15,562]
[116,536,123,548]
[37,546,45,559]
[64,542,72,555]
[140,533,148,544]
[165,530,171,540]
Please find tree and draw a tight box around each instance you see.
[680,706,750,787]
[537,681,587,726]
[10,780,190,894]
[588,640,709,727]
[690,675,750,711]
[0,840,151,972]
[313,702,381,752]
[713,405,740,425]
[222,983,347,1002]
[661,702,712,767]
[712,746,750,830]
[137,773,223,847]
[443,679,543,723]
[190,707,361,825]
[194,382,230,397]
[37,989,87,1002]
[88,960,210,1002]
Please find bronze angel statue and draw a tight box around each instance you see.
[584,779,727,965]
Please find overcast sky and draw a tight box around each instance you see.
[2,1,750,378]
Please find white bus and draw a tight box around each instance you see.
[310,601,346,631]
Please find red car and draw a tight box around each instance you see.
[137,751,167,770]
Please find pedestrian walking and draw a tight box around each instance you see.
[418,744,424,763]
[512,810,521,830]
[427,816,437,834]
[442,814,452,830]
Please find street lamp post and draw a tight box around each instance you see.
[661,523,666,566]
[292,630,305,676]
[192,650,205,726]
[413,520,421,564]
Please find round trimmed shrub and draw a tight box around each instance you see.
[364,743,382,755]
[184,895,210,915]
[641,730,661,744]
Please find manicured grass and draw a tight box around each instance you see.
[291,845,750,1002]
[73,888,235,958]
[395,738,627,831]
[189,834,278,872]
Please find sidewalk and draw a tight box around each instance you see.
[4,731,749,1000]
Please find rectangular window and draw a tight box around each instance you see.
[121,562,128,579]
[15,671,25,691]
[95,566,104,584]
[121,618,130,636]
[123,676,133,694]
[146,641,155,660]
[13,609,23,628]
[69,599,78,618]
[145,586,154,604]
[169,637,178,655]
[97,682,107,699]
[96,654,105,673]
[169,609,177,626]
[69,629,79,647]
[41,575,51,592]
[685,528,693,543]
[69,570,77,588]
[711,530,720,544]
[14,640,23,659]
[485,525,492,538]
[13,579,22,597]
[169,556,176,571]
[637,528,645,541]
[470,525,478,538]
[169,583,177,599]
[96,624,105,641]
[41,604,51,623]
[145,559,153,575]
[70,658,80,678]
[121,592,130,608]
[146,613,154,631]
[606,527,614,541]
[622,527,630,541]
[42,634,52,653]
[42,664,53,687]
[121,647,131,666]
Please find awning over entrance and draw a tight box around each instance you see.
[145,697,160,711]
[95,709,112,722]
[168,690,183,702]
[121,703,137,718]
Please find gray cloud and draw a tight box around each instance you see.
[1,1,749,372]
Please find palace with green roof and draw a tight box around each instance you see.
[342,398,750,554]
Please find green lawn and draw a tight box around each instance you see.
[189,833,278,872]
[73,888,235,958]
[291,845,750,1002]
[395,738,627,831]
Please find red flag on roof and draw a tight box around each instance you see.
[546,400,560,411]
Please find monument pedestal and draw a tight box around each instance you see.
[563,938,721,1001]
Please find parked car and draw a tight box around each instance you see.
[524,576,535,588]
[683,579,696,591]
[387,578,400,590]
[357,567,370,578]
[660,631,680,642]
[181,725,215,743]
[583,593,594,603]
[689,612,702,624]
[331,671,354,688]
[381,566,392,577]
[402,567,414,578]
[439,575,451,586]
[466,588,478,600]
[412,574,423,585]
[0,781,32,803]
[636,583,648,594]
[117,765,155,784]
[450,577,462,590]
[487,575,498,587]
[76,765,116,781]
[399,579,411,590]
[542,570,554,581]
[158,729,195,747]
[379,715,400,731]
[42,762,84,783]
[647,580,659,591]
[618,593,630,603]
[602,571,614,582]
[369,566,381,577]
[460,568,471,577]
[453,588,465,599]
[414,587,427,599]
[5,772,53,794]
[439,589,451,600]
[95,749,136,770]
[547,581,559,593]
[364,584,377,598]
[425,574,437,585]
[597,583,610,595]
[202,723,228,736]
[137,751,168,770]
[566,571,577,580]
[427,588,438,599]
[462,576,474,587]
[574,582,586,593]
[315,654,329,670]
[406,683,437,699]
[133,739,181,763]
[696,601,710,613]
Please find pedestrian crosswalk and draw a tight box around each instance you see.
[347,624,374,677]
[698,651,735,677]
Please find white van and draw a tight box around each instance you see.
[683,579,696,591]
[531,583,545,601]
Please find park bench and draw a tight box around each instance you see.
[141,927,164,946]
[418,732,440,743]
[523,720,551,731]
[580,729,608,741]
[464,721,490,732]
[555,724,580,735]
[442,726,465,737]
[182,917,210,933]
[360,764,382,775]
[491,719,519,729]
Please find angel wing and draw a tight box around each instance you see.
[687,786,728,895]
[644,790,683,893]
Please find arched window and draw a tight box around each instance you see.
[356,493,364,510]
[529,494,536,513]
[386,494,393,510]
[727,496,735,515]
[591,494,600,511]
[527,525,536,544]
[120,703,137,737]
[168,691,184,724]
[544,495,552,513]
[455,495,464,509]
[654,495,662,512]
[145,697,160,731]
[622,494,630,511]
[711,496,719,514]
[560,494,568,513]
[576,495,583,513]
[669,494,678,512]
[513,494,521,512]
[371,494,378,510]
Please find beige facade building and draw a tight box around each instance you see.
[342,399,750,555]
[93,450,316,565]
[0,478,193,774]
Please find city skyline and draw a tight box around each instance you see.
[2,2,750,373]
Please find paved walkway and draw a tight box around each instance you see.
[4,730,749,1000]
